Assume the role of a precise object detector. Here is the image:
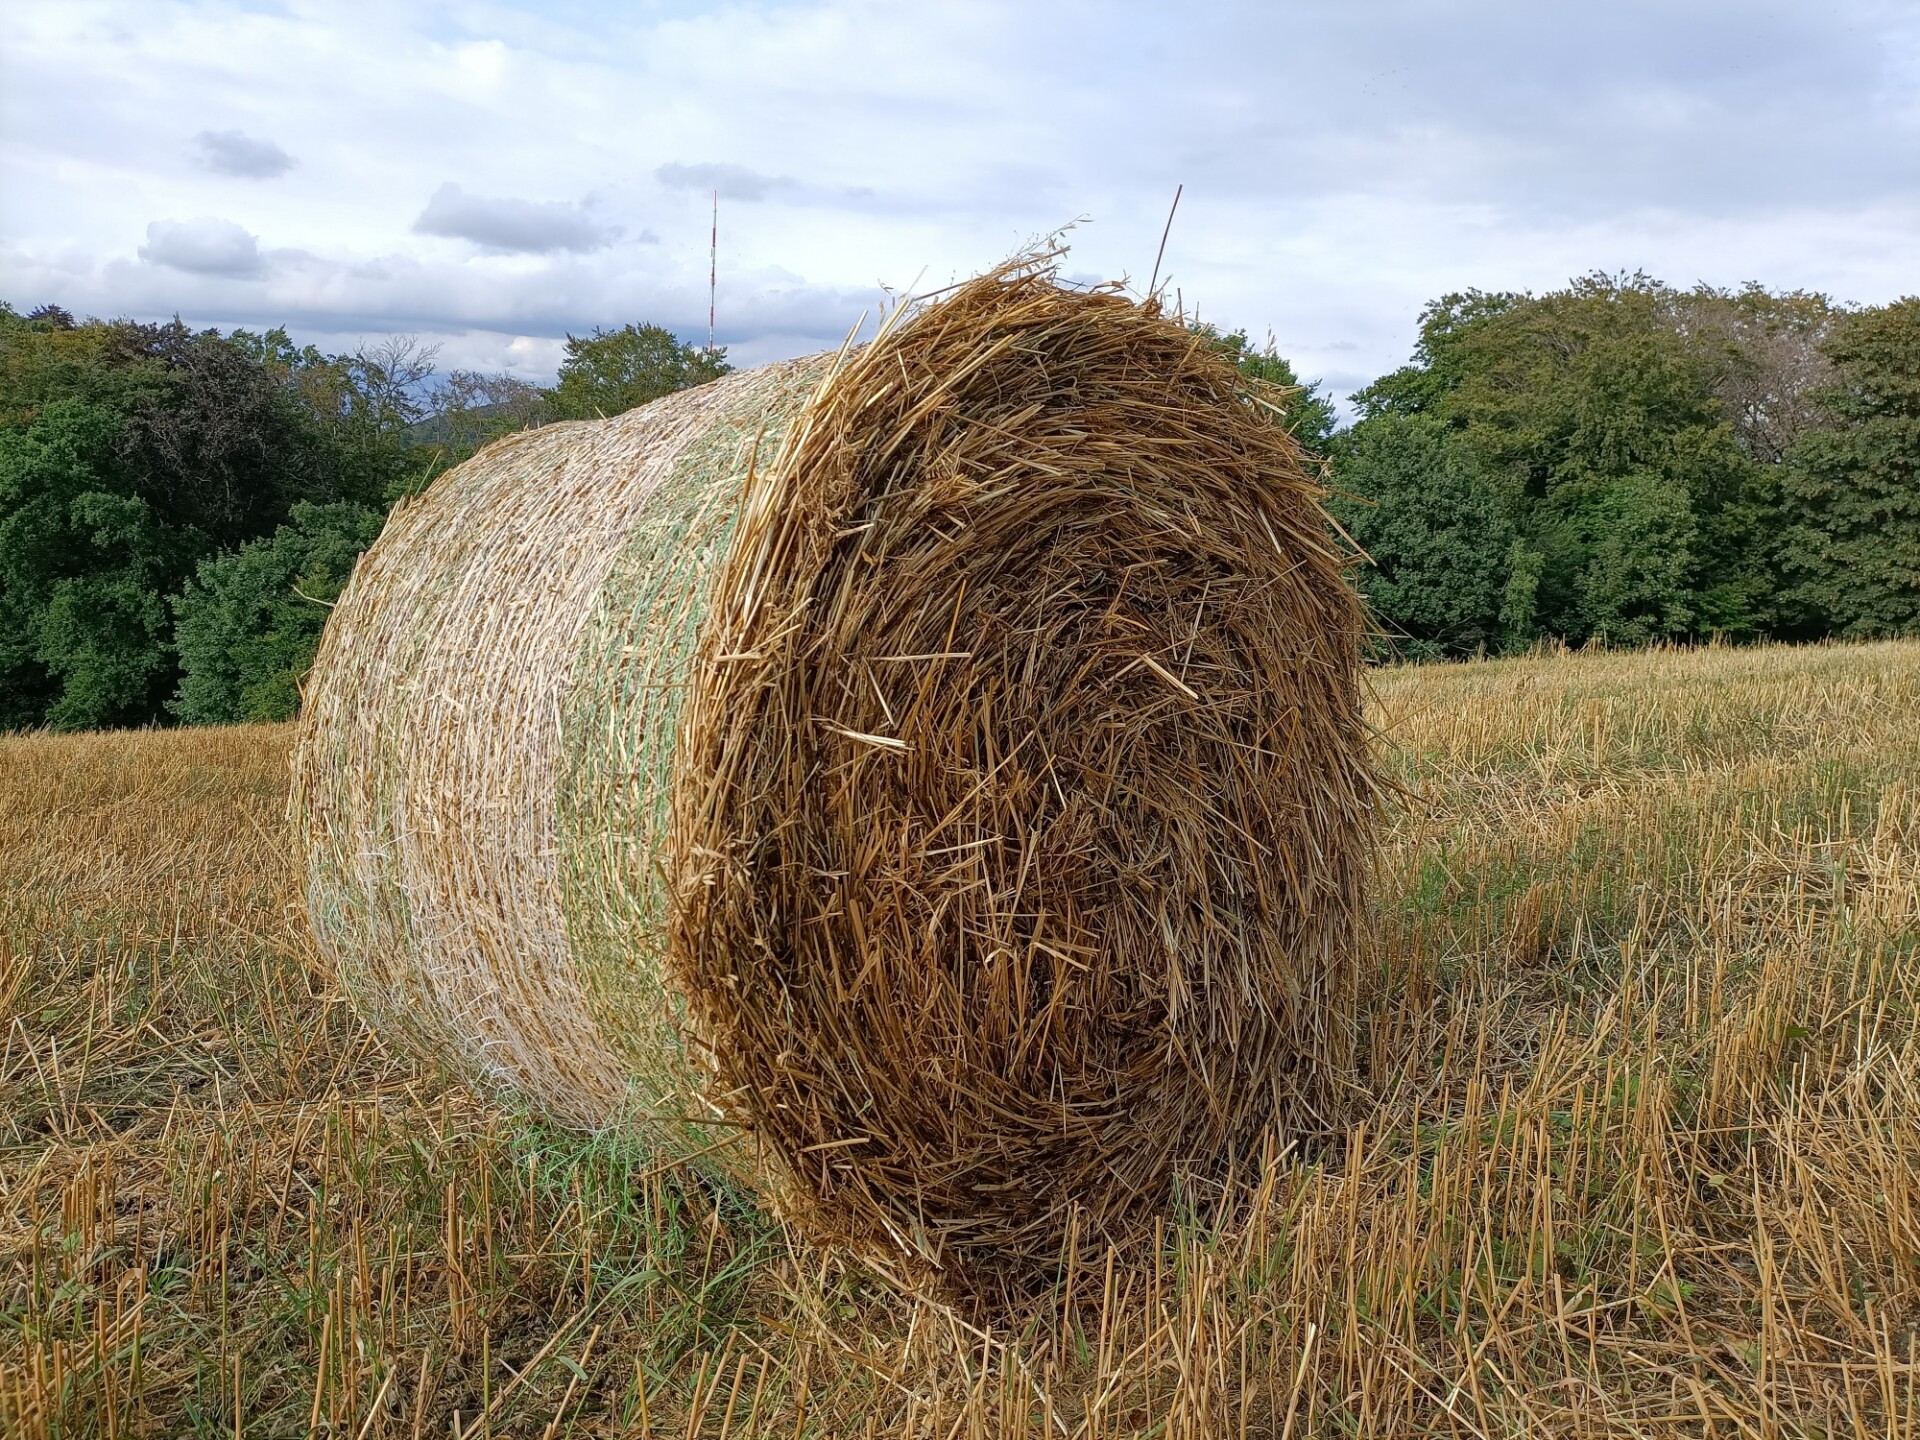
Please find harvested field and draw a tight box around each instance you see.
[4,639,1919,1437]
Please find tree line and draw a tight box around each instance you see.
[1289,277,1919,659]
[2,275,1915,731]
[0,307,724,730]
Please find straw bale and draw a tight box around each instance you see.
[293,259,1375,1302]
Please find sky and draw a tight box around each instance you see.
[3,0,1917,406]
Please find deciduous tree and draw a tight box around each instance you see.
[1781,298,1920,636]
[172,501,385,723]
[1328,415,1514,658]
[547,325,728,420]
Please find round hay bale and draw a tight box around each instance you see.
[293,261,1375,1300]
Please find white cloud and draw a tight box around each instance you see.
[192,130,295,179]
[138,218,264,277]
[2,0,1915,395]
[411,183,626,255]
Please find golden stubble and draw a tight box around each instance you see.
[2,641,1916,1435]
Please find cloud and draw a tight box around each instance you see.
[137,218,264,277]
[10,0,1918,401]
[411,183,623,254]
[9,231,885,379]
[191,129,296,179]
[656,162,798,203]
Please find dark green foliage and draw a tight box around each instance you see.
[1499,543,1544,652]
[111,321,388,542]
[1546,472,1698,646]
[2,300,740,730]
[1328,415,1513,659]
[0,304,423,729]
[547,325,729,421]
[0,398,189,729]
[1780,298,1920,636]
[1341,274,1798,650]
[172,502,386,724]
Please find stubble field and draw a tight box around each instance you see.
[2,640,1917,1438]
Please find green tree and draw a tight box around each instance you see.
[0,398,192,729]
[1328,414,1514,658]
[1499,542,1544,653]
[547,325,729,420]
[1780,298,1920,636]
[1550,473,1699,646]
[0,303,433,728]
[1348,274,1774,645]
[171,502,385,724]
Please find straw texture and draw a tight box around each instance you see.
[294,261,1374,1300]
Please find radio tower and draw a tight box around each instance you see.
[707,189,717,354]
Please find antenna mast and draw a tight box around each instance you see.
[708,189,717,354]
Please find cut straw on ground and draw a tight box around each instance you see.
[4,641,1916,1435]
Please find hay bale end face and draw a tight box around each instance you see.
[293,263,1374,1300]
